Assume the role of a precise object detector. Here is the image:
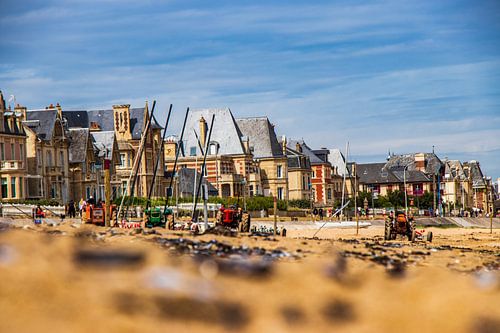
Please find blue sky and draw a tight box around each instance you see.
[1,0,500,179]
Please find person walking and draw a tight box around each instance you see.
[68,200,76,218]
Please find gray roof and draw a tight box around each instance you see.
[466,161,487,188]
[328,149,348,176]
[63,107,161,140]
[182,108,245,156]
[385,153,443,175]
[286,139,325,164]
[235,117,284,159]
[357,162,431,184]
[285,146,311,169]
[178,168,218,196]
[25,109,58,140]
[91,131,116,159]
[68,128,89,163]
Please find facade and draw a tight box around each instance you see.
[24,104,70,202]
[357,152,443,199]
[67,128,120,201]
[441,159,473,211]
[464,160,493,213]
[165,108,259,199]
[63,103,166,200]
[284,143,312,200]
[287,140,338,206]
[0,92,27,201]
[236,117,288,200]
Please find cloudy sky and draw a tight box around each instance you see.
[1,0,499,178]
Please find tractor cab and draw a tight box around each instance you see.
[217,204,251,232]
[144,207,175,229]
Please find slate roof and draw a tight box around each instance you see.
[68,128,89,163]
[25,109,58,141]
[178,168,218,196]
[182,108,245,156]
[286,139,325,164]
[328,149,348,176]
[91,131,116,160]
[466,161,487,188]
[235,117,284,159]
[357,162,432,184]
[385,153,443,175]
[63,107,162,140]
[285,146,311,169]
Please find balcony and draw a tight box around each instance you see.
[45,166,63,175]
[0,160,24,170]
[220,173,244,183]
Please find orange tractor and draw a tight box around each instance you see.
[83,204,117,226]
[216,205,251,232]
[385,211,415,241]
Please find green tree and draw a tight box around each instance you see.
[387,190,405,209]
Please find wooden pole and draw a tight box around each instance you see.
[273,196,277,236]
[104,160,111,227]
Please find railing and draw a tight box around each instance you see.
[0,160,24,170]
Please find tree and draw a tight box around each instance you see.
[387,190,405,209]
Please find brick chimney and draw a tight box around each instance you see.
[281,135,287,155]
[199,116,207,148]
[295,142,302,153]
[415,153,425,172]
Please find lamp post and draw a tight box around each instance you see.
[403,161,416,216]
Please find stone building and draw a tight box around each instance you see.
[236,117,288,200]
[283,142,312,201]
[0,92,27,201]
[67,128,120,201]
[23,104,70,202]
[164,108,259,199]
[287,140,337,206]
[63,103,166,199]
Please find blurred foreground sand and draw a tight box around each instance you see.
[0,221,498,333]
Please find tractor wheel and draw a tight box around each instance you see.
[406,221,415,241]
[216,210,222,226]
[166,214,174,230]
[384,220,392,240]
[281,228,287,237]
[427,231,433,242]
[242,213,250,232]
[410,230,416,242]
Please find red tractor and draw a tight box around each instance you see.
[216,205,251,232]
[385,211,415,241]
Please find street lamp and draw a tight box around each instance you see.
[403,161,416,216]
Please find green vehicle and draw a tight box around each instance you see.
[144,207,175,229]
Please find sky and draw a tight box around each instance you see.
[1,0,500,179]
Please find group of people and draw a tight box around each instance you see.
[64,196,104,218]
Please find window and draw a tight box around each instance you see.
[37,149,42,166]
[190,146,197,156]
[120,153,126,167]
[20,144,24,161]
[312,170,316,178]
[59,151,64,167]
[10,143,15,159]
[0,143,4,160]
[47,151,52,166]
[277,165,283,178]
[1,178,7,198]
[249,185,254,196]
[11,177,16,198]
[121,181,128,195]
[209,143,218,155]
[19,177,23,197]
[51,184,56,198]
[327,188,332,200]
[277,187,284,200]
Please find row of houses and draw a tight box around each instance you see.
[0,91,496,214]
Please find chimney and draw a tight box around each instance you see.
[199,116,207,148]
[55,102,62,119]
[281,135,287,155]
[89,121,101,132]
[242,136,250,154]
[415,153,425,172]
[295,142,302,153]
